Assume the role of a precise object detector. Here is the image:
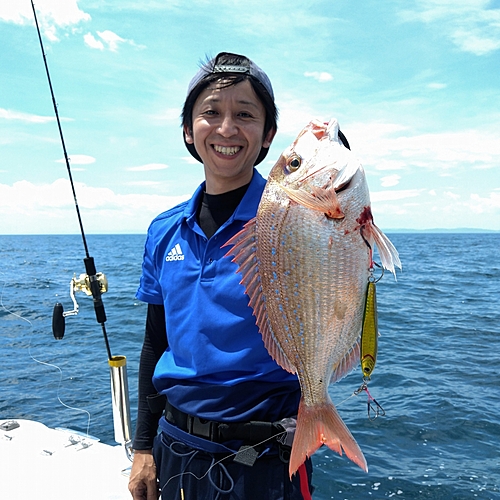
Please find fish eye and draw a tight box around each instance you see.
[285,155,302,173]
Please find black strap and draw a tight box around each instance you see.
[161,397,284,445]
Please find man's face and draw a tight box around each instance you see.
[184,79,275,194]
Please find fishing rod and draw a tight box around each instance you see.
[30,0,110,356]
[31,1,132,452]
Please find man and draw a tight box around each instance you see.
[129,52,313,500]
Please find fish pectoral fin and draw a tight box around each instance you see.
[281,185,344,219]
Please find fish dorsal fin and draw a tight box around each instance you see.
[223,219,296,374]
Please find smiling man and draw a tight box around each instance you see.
[129,53,313,500]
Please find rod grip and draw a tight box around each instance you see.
[83,256,107,324]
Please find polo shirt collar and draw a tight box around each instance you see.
[182,169,267,226]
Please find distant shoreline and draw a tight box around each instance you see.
[1,229,499,236]
[383,228,500,234]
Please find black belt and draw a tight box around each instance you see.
[163,398,284,445]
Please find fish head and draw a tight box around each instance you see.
[267,118,361,219]
[268,119,339,186]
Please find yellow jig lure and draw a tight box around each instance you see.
[360,280,378,379]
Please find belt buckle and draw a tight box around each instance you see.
[188,415,219,442]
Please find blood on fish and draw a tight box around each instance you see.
[356,206,374,226]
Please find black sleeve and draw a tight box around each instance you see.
[132,303,168,450]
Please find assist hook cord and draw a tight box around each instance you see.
[31,0,112,360]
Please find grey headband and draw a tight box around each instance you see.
[186,52,274,100]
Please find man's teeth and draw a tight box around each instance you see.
[214,145,241,156]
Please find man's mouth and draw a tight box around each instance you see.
[213,145,242,156]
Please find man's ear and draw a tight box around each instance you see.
[263,128,276,149]
[184,125,194,144]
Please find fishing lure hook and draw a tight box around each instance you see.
[368,262,384,283]
[354,381,386,420]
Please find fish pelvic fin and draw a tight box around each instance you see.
[280,184,344,219]
[223,219,296,374]
[289,399,368,478]
[371,223,402,277]
[361,220,402,278]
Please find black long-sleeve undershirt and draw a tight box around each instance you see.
[132,303,168,450]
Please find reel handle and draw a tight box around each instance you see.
[52,302,65,340]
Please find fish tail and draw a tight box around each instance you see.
[289,399,368,478]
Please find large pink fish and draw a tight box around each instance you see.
[224,118,400,477]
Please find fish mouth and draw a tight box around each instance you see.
[213,145,242,156]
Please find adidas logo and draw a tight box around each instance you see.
[165,243,185,262]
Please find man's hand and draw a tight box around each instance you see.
[128,449,159,500]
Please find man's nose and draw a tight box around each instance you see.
[217,114,238,137]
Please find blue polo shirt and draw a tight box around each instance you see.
[137,170,300,423]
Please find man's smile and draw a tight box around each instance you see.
[213,145,242,156]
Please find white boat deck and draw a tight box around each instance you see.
[0,419,131,499]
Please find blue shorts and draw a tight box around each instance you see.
[153,420,313,500]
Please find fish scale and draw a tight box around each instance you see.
[224,118,401,477]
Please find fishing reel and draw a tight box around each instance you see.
[52,270,108,340]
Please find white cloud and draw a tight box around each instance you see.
[84,30,137,52]
[451,28,500,55]
[0,108,55,124]
[127,163,169,172]
[427,82,447,90]
[347,121,500,172]
[0,179,189,234]
[399,1,500,55]
[466,191,500,214]
[371,189,423,202]
[56,155,96,165]
[84,32,104,51]
[97,30,125,52]
[43,25,59,42]
[375,160,407,171]
[0,0,90,28]
[274,95,320,136]
[444,191,461,200]
[304,71,333,83]
[380,174,401,187]
[181,156,201,165]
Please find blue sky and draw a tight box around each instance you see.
[1,0,499,234]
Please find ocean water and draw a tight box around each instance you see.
[1,233,499,499]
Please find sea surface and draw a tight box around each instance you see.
[1,233,499,499]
